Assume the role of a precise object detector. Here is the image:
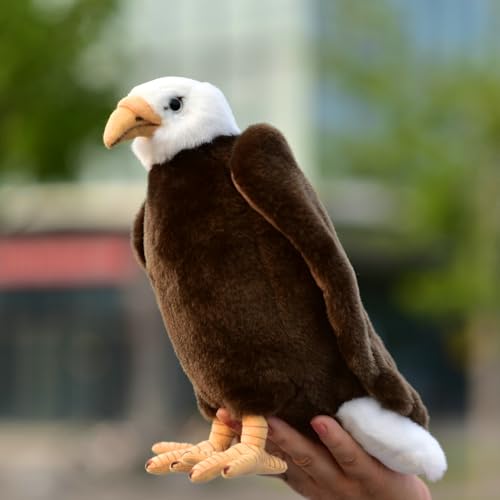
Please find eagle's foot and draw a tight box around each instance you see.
[188,415,287,483]
[145,418,235,475]
[190,442,287,483]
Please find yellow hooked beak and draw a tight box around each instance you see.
[103,95,162,148]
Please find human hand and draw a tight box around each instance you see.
[216,410,431,500]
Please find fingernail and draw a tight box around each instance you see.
[311,420,327,437]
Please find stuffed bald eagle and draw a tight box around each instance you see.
[103,77,446,483]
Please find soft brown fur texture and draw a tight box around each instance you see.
[133,124,428,441]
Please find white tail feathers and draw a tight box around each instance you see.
[336,397,447,481]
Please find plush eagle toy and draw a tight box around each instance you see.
[103,77,446,484]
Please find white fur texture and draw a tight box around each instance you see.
[336,397,447,481]
[128,77,240,169]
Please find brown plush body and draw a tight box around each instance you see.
[133,124,428,440]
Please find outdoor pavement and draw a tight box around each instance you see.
[1,469,299,500]
[1,418,493,500]
[0,421,299,500]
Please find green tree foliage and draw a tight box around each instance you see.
[317,0,500,321]
[0,0,118,180]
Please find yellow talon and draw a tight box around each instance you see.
[145,414,286,482]
[189,416,287,483]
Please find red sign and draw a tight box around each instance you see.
[0,235,139,288]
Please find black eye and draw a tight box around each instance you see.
[168,97,182,112]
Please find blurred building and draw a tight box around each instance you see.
[85,0,317,182]
[0,0,466,449]
[0,177,464,426]
[125,0,316,174]
[0,183,194,428]
[2,1,490,499]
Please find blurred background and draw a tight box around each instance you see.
[1,0,499,499]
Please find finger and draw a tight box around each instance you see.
[262,446,318,498]
[311,416,375,480]
[216,408,242,434]
[278,454,318,498]
[267,417,341,481]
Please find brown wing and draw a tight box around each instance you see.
[132,201,146,268]
[230,124,428,426]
